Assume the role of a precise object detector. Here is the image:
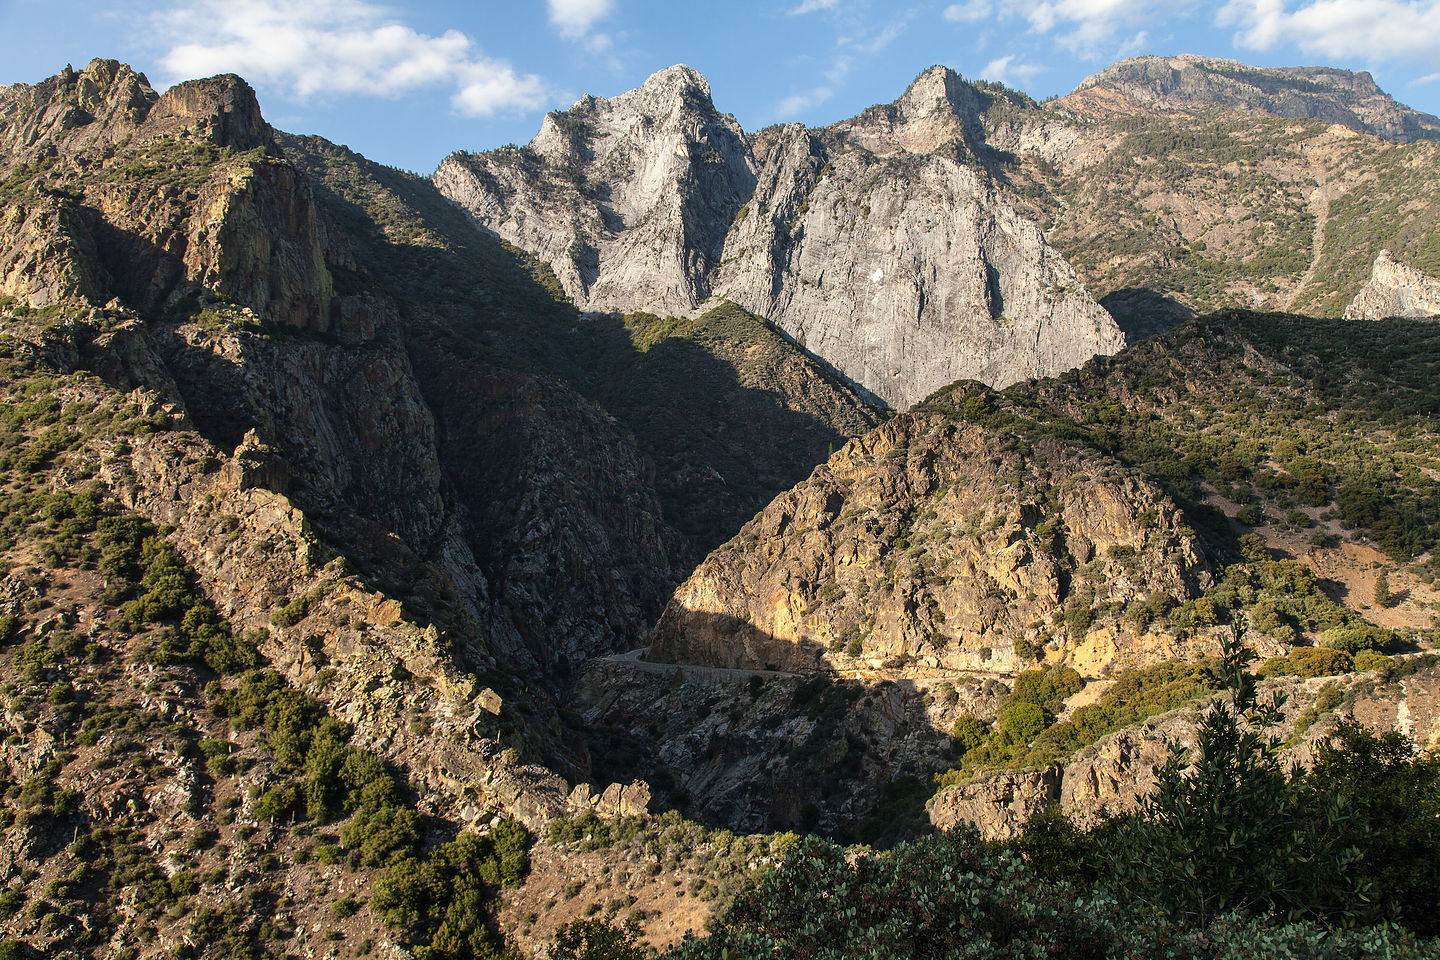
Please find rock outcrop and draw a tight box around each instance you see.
[1344,250,1440,320]
[0,61,700,830]
[651,387,1208,675]
[575,656,1003,836]
[928,658,1440,839]
[1063,55,1440,142]
[433,65,753,316]
[925,766,1062,841]
[436,65,1123,409]
[0,58,332,331]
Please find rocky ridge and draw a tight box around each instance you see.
[1345,249,1440,320]
[973,61,1440,322]
[1064,55,1440,142]
[0,59,695,827]
[0,57,888,842]
[0,59,331,331]
[929,657,1440,840]
[436,65,1123,410]
[650,388,1208,677]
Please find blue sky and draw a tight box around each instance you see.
[4,0,1440,173]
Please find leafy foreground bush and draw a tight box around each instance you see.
[659,831,1433,960]
[1093,630,1440,933]
[566,629,1440,960]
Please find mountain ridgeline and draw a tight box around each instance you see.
[1,50,1440,960]
[435,65,1124,410]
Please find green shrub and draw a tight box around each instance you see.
[270,595,310,628]
[372,822,531,960]
[1318,621,1397,654]
[1257,646,1353,679]
[950,715,989,754]
[1352,649,1392,672]
[255,782,301,823]
[1065,605,1093,638]
[552,918,647,960]
[996,701,1052,746]
[1010,665,1084,712]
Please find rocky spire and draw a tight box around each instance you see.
[1345,250,1440,320]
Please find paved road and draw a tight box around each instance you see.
[596,647,798,681]
[596,647,1018,686]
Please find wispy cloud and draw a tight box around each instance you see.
[1116,28,1150,56]
[840,10,918,54]
[944,0,994,22]
[156,0,547,116]
[1219,0,1440,66]
[980,54,1045,86]
[548,0,616,39]
[1000,0,1192,59]
[1413,71,1440,85]
[790,0,841,13]
[776,86,833,118]
[852,20,908,52]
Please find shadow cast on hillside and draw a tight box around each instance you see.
[286,139,876,569]
[1100,287,1196,342]
[577,612,970,845]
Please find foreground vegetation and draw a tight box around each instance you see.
[563,633,1440,959]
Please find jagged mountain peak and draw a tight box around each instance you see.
[436,63,1120,409]
[548,63,717,131]
[637,63,713,101]
[0,58,155,158]
[830,64,980,157]
[0,58,268,162]
[528,62,734,165]
[1065,53,1440,141]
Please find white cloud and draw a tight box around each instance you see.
[944,0,994,21]
[1001,0,1190,59]
[852,19,910,52]
[839,11,918,54]
[156,0,547,115]
[1413,71,1440,84]
[826,56,853,84]
[790,0,841,13]
[1117,28,1150,56]
[548,0,616,40]
[1219,0,1440,66]
[980,54,1045,86]
[776,86,833,118]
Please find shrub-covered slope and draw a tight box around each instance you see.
[615,309,1440,837]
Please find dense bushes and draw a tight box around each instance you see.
[1097,631,1370,928]
[372,822,530,960]
[1259,646,1353,678]
[664,827,1437,960]
[4,486,531,958]
[662,633,1440,959]
[937,660,1219,788]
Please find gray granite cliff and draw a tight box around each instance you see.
[435,65,1123,409]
